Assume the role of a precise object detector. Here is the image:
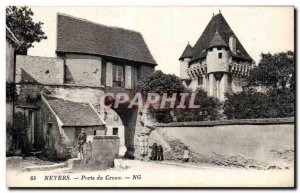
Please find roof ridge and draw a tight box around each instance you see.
[57,12,141,34]
[17,55,62,60]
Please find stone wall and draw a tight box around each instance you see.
[16,55,64,84]
[64,54,102,87]
[63,126,106,157]
[69,136,119,170]
[154,118,294,168]
[6,39,15,83]
[230,75,244,93]
[91,135,120,168]
[16,84,44,104]
[6,39,15,132]
[206,47,229,73]
[43,85,105,106]
[37,101,62,152]
[179,58,190,79]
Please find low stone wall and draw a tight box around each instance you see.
[153,118,294,169]
[155,117,294,127]
[71,135,120,170]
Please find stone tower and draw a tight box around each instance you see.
[179,42,193,80]
[179,11,254,101]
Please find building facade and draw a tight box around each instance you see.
[6,26,20,152]
[13,13,157,158]
[179,12,254,101]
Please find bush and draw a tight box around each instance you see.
[7,112,30,154]
[138,71,221,123]
[148,108,174,123]
[176,89,221,122]
[266,88,294,118]
[223,89,269,119]
[223,87,294,119]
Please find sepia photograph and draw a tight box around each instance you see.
[5,6,295,188]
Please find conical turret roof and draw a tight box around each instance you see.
[208,31,228,49]
[179,43,193,60]
[190,12,253,62]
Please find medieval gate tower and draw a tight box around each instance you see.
[179,11,254,101]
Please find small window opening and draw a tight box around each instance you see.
[218,53,222,59]
[113,127,118,136]
[198,76,203,85]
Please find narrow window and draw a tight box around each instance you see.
[113,64,124,87]
[198,76,203,85]
[113,127,118,136]
[218,53,222,59]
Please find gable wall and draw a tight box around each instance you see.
[64,53,102,87]
[16,55,64,84]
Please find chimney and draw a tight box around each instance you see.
[229,36,236,54]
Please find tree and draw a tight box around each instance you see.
[138,70,185,123]
[138,70,184,95]
[223,88,269,119]
[176,89,221,122]
[6,6,47,55]
[7,112,29,154]
[246,51,294,89]
[138,71,221,122]
[266,88,295,118]
[224,51,295,119]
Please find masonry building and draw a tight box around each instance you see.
[14,13,157,158]
[179,12,254,101]
[6,26,20,152]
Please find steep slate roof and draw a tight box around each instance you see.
[56,13,157,66]
[44,96,105,127]
[208,31,228,48]
[179,43,193,60]
[190,13,253,62]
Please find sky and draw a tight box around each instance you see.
[28,6,294,76]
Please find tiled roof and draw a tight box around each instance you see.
[43,96,105,127]
[190,13,253,62]
[179,43,193,60]
[56,13,157,66]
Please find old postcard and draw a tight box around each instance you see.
[6,6,295,188]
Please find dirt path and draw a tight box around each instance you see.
[7,159,294,187]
